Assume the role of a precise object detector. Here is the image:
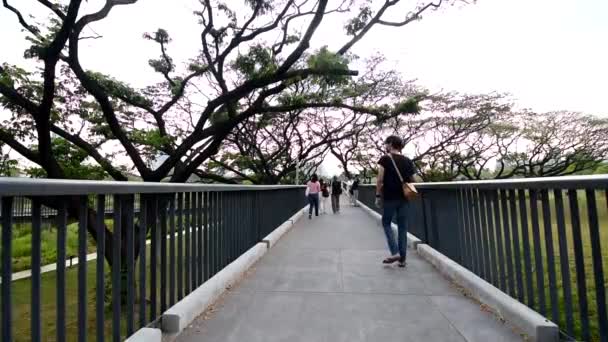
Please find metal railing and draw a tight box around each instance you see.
[360,175,608,342]
[0,178,305,342]
[2,196,139,221]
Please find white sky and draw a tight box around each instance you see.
[1,0,607,177]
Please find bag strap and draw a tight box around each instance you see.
[388,154,405,184]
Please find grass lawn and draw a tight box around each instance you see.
[5,243,181,342]
[3,215,243,342]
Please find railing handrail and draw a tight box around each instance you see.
[360,174,608,190]
[0,177,305,196]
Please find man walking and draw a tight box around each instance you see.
[331,176,342,214]
[351,177,360,207]
[375,135,416,267]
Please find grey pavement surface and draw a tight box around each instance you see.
[177,203,524,342]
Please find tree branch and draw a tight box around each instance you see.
[50,125,128,181]
[0,129,41,164]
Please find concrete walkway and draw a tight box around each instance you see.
[177,204,524,342]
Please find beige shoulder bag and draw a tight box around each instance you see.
[388,154,419,201]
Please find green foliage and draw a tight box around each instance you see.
[345,6,372,36]
[188,62,208,73]
[393,98,421,115]
[306,47,350,86]
[148,58,174,75]
[23,17,63,59]
[244,0,273,14]
[143,28,171,44]
[26,138,107,180]
[87,71,152,107]
[234,45,277,78]
[129,128,174,149]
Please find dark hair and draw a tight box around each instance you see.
[311,174,318,182]
[384,135,404,150]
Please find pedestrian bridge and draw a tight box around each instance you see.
[176,203,522,342]
[1,176,607,342]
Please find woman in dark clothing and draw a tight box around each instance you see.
[320,179,330,214]
[375,135,416,267]
[331,176,342,214]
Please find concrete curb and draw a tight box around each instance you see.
[417,244,559,342]
[125,327,162,342]
[261,206,307,249]
[161,242,267,336]
[356,201,422,249]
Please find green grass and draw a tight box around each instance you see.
[5,243,173,342]
[6,220,104,272]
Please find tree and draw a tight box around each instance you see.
[0,0,466,266]
[453,111,608,179]
[332,91,508,181]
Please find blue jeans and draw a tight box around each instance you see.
[308,193,319,216]
[382,200,409,260]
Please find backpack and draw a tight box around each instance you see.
[321,184,329,197]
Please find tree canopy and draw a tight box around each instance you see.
[0,0,462,184]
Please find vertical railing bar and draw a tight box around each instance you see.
[554,189,575,336]
[184,192,191,295]
[78,197,89,342]
[112,196,122,342]
[138,196,147,329]
[472,189,490,281]
[208,192,215,278]
[214,192,219,277]
[508,190,524,303]
[540,189,559,324]
[529,189,546,315]
[462,189,473,271]
[191,192,198,291]
[160,196,168,314]
[518,189,534,308]
[484,191,504,286]
[125,195,135,337]
[491,190,506,293]
[197,192,204,286]
[585,189,608,341]
[241,192,246,256]
[203,192,209,282]
[177,193,183,300]
[223,191,228,269]
[500,189,515,297]
[149,196,158,322]
[230,192,236,262]
[57,201,68,342]
[568,189,590,341]
[169,194,176,307]
[1,197,14,342]
[219,192,225,270]
[220,192,226,270]
[96,195,106,341]
[456,189,469,268]
[469,189,481,276]
[31,198,42,342]
[481,190,496,286]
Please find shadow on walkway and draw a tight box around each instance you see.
[177,203,524,342]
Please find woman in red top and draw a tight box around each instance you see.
[306,174,321,219]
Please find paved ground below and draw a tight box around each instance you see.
[177,202,524,342]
